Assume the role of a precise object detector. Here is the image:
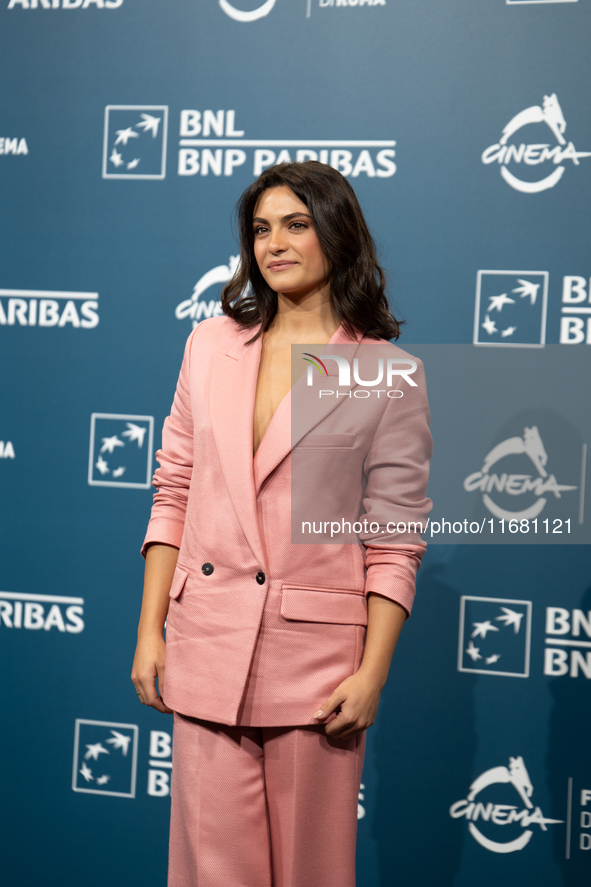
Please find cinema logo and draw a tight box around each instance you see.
[0,137,28,155]
[178,109,396,179]
[0,441,15,459]
[482,94,591,193]
[304,353,417,398]
[0,289,99,328]
[450,756,562,853]
[463,425,578,521]
[0,591,85,633]
[175,256,237,329]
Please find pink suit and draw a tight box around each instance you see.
[142,316,432,886]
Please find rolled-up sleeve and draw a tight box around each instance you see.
[361,357,433,616]
[141,328,197,557]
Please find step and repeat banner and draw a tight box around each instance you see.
[1,2,590,886]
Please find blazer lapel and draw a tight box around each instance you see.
[208,328,266,567]
[253,325,365,494]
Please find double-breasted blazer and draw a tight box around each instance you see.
[142,316,432,727]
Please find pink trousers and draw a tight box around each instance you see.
[169,713,366,887]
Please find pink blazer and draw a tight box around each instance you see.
[142,317,432,726]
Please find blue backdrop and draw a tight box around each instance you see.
[1,1,590,885]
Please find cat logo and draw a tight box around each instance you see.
[175,257,239,328]
[450,757,562,853]
[463,426,578,521]
[482,94,591,193]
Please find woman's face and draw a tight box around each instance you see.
[252,186,331,298]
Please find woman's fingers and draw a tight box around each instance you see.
[132,663,172,714]
[136,677,171,714]
[317,672,382,737]
[131,635,173,714]
[324,701,362,737]
[133,671,156,705]
[323,696,373,737]
[325,717,367,739]
[155,667,174,714]
[152,694,174,715]
[313,690,345,721]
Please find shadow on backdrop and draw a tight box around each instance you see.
[371,553,478,887]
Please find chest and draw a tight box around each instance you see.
[253,343,293,455]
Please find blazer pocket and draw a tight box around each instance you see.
[297,433,356,448]
[281,584,367,626]
[169,566,189,600]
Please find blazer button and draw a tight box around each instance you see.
[255,571,266,585]
[201,563,214,576]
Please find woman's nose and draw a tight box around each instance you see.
[268,228,288,252]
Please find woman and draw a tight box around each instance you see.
[132,161,432,887]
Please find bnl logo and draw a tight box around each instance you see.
[102,106,168,179]
[88,413,154,489]
[72,720,138,798]
[474,271,548,347]
[458,596,532,678]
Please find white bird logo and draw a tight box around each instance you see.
[114,127,139,146]
[79,762,94,782]
[471,620,499,639]
[465,641,482,662]
[85,742,109,761]
[496,607,524,633]
[109,149,124,168]
[122,422,147,447]
[481,314,497,335]
[100,435,125,455]
[95,455,109,476]
[106,730,132,756]
[488,293,515,312]
[136,113,161,137]
[512,279,540,306]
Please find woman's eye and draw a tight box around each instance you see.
[253,226,268,236]
[290,222,307,230]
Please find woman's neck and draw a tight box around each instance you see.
[268,285,339,344]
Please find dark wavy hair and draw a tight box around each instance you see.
[221,161,402,341]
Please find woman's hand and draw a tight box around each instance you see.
[313,593,408,739]
[131,543,179,715]
[313,670,382,739]
[131,632,173,714]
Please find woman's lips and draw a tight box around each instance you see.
[268,261,297,271]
